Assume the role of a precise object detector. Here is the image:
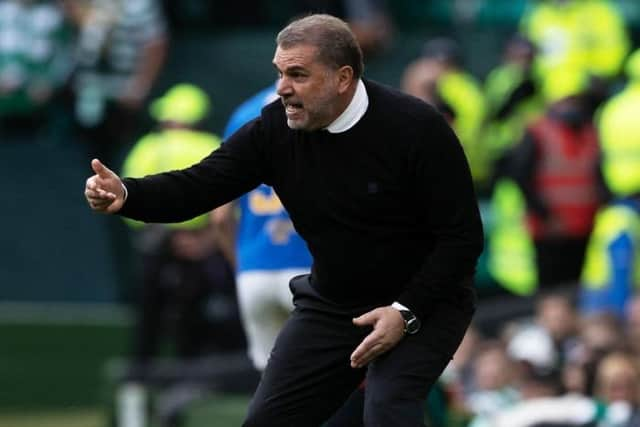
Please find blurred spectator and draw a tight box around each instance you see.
[213,83,312,372]
[0,0,72,142]
[509,70,603,288]
[293,0,393,56]
[579,196,640,319]
[536,292,580,363]
[483,34,544,187]
[62,0,167,163]
[479,347,639,427]
[401,37,488,189]
[579,49,640,319]
[593,351,640,425]
[570,312,626,395]
[466,341,520,426]
[507,324,558,377]
[594,351,640,405]
[596,48,640,199]
[625,295,640,358]
[520,0,631,114]
[121,84,245,368]
[486,177,539,296]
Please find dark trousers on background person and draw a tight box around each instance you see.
[535,237,588,288]
[243,274,475,427]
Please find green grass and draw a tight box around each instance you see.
[184,394,251,427]
[0,311,131,411]
[0,408,103,427]
[0,311,253,426]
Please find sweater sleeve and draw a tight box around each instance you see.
[396,111,484,319]
[119,118,269,224]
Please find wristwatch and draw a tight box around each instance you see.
[399,309,421,335]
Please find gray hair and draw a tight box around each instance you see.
[276,14,364,79]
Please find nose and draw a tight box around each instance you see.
[276,76,293,97]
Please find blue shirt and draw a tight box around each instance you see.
[223,84,312,272]
[580,198,640,317]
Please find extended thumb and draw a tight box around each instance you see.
[91,158,111,178]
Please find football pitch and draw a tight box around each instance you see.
[0,303,251,427]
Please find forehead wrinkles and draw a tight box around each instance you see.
[273,45,320,70]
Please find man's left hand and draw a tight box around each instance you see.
[350,306,405,368]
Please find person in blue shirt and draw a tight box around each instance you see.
[213,83,313,371]
[580,195,640,318]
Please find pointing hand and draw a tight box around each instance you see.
[84,159,125,214]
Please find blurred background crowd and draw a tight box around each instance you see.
[2,0,640,426]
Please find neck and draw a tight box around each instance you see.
[335,80,358,116]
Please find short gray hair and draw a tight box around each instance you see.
[276,14,364,79]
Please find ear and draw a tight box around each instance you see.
[336,65,355,94]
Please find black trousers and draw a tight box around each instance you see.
[243,275,474,427]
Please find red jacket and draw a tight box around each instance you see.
[527,116,600,239]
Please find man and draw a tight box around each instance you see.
[509,70,602,288]
[214,83,313,372]
[85,14,483,426]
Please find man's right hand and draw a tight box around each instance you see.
[84,159,126,214]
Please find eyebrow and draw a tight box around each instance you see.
[272,63,308,74]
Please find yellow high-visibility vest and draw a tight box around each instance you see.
[598,82,640,197]
[487,178,538,295]
[521,0,630,82]
[580,204,640,290]
[122,128,221,229]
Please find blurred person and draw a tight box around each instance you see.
[442,324,483,396]
[466,341,520,427]
[0,0,72,142]
[480,351,640,427]
[569,312,627,396]
[520,0,631,114]
[436,325,483,427]
[294,0,393,56]
[579,196,640,319]
[483,34,544,185]
[62,0,167,164]
[579,49,640,319]
[593,352,640,425]
[214,83,312,372]
[486,392,602,427]
[536,292,580,363]
[596,49,640,200]
[84,13,483,427]
[401,37,488,190]
[578,312,626,361]
[507,323,559,377]
[121,84,245,368]
[486,176,539,296]
[563,359,589,394]
[509,70,603,288]
[625,295,640,357]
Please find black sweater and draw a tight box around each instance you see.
[120,80,484,319]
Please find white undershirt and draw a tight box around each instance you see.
[324,79,368,133]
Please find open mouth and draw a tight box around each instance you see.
[284,101,304,116]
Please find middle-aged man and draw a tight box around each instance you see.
[85,14,483,427]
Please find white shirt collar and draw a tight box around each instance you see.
[325,79,368,133]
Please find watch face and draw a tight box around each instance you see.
[401,310,421,334]
[406,317,420,334]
